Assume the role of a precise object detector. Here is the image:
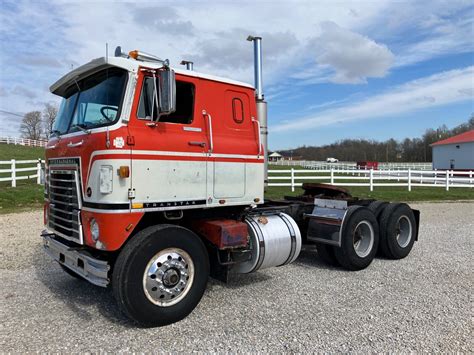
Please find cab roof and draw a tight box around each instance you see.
[50,56,254,97]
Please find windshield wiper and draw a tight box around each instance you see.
[70,124,91,135]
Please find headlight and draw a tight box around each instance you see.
[99,165,113,194]
[90,219,100,241]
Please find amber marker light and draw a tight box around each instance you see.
[132,203,143,209]
[118,166,130,178]
[128,50,139,59]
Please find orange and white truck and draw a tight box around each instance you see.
[42,36,420,326]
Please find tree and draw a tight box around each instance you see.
[20,111,43,140]
[43,103,58,138]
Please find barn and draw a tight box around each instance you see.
[431,130,474,170]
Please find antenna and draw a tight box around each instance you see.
[106,42,108,63]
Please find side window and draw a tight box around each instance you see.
[232,98,244,123]
[224,90,251,131]
[137,78,195,124]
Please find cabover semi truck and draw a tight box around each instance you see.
[42,36,420,326]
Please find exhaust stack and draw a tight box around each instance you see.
[247,35,268,186]
[247,36,263,100]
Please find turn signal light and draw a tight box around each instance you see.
[129,50,139,59]
[118,166,130,178]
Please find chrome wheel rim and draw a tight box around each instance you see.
[395,216,412,248]
[352,221,374,258]
[143,248,194,307]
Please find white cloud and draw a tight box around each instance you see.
[273,66,474,132]
[304,22,394,84]
[395,15,474,67]
[0,0,473,138]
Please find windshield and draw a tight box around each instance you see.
[52,68,128,136]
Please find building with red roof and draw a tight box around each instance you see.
[431,130,474,170]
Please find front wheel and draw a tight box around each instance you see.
[112,224,209,327]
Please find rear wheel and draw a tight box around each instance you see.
[379,203,416,259]
[335,206,379,271]
[113,224,209,327]
[316,243,339,266]
[368,200,389,220]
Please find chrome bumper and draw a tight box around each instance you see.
[41,230,110,287]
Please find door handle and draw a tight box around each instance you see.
[67,140,83,148]
[188,141,206,148]
[202,110,213,153]
[252,117,262,156]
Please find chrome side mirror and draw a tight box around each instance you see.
[158,69,176,115]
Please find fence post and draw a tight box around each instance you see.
[330,167,334,185]
[291,168,295,192]
[11,159,16,187]
[469,171,472,187]
[408,168,411,191]
[37,158,42,184]
[369,168,374,191]
[445,170,450,191]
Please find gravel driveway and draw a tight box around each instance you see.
[0,202,472,352]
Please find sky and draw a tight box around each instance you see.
[0,0,473,150]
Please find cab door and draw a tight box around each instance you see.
[210,88,258,199]
[129,73,208,206]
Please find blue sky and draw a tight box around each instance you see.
[0,0,473,150]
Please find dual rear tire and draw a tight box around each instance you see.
[317,206,379,271]
[379,203,416,259]
[316,202,417,270]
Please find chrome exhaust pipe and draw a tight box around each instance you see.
[247,35,268,186]
[247,36,263,100]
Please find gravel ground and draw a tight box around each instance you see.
[0,202,473,352]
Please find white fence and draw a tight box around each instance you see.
[274,160,433,171]
[269,168,474,192]
[0,136,48,148]
[0,159,45,187]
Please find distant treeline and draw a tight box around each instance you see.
[279,116,473,162]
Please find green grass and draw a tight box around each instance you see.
[265,186,474,202]
[0,144,45,214]
[0,180,44,214]
[0,143,44,161]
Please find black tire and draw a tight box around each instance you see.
[113,224,209,327]
[316,243,339,266]
[334,206,379,271]
[59,264,84,280]
[379,203,417,259]
[368,200,389,221]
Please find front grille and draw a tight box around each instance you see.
[48,169,83,243]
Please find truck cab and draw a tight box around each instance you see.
[45,54,264,251]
